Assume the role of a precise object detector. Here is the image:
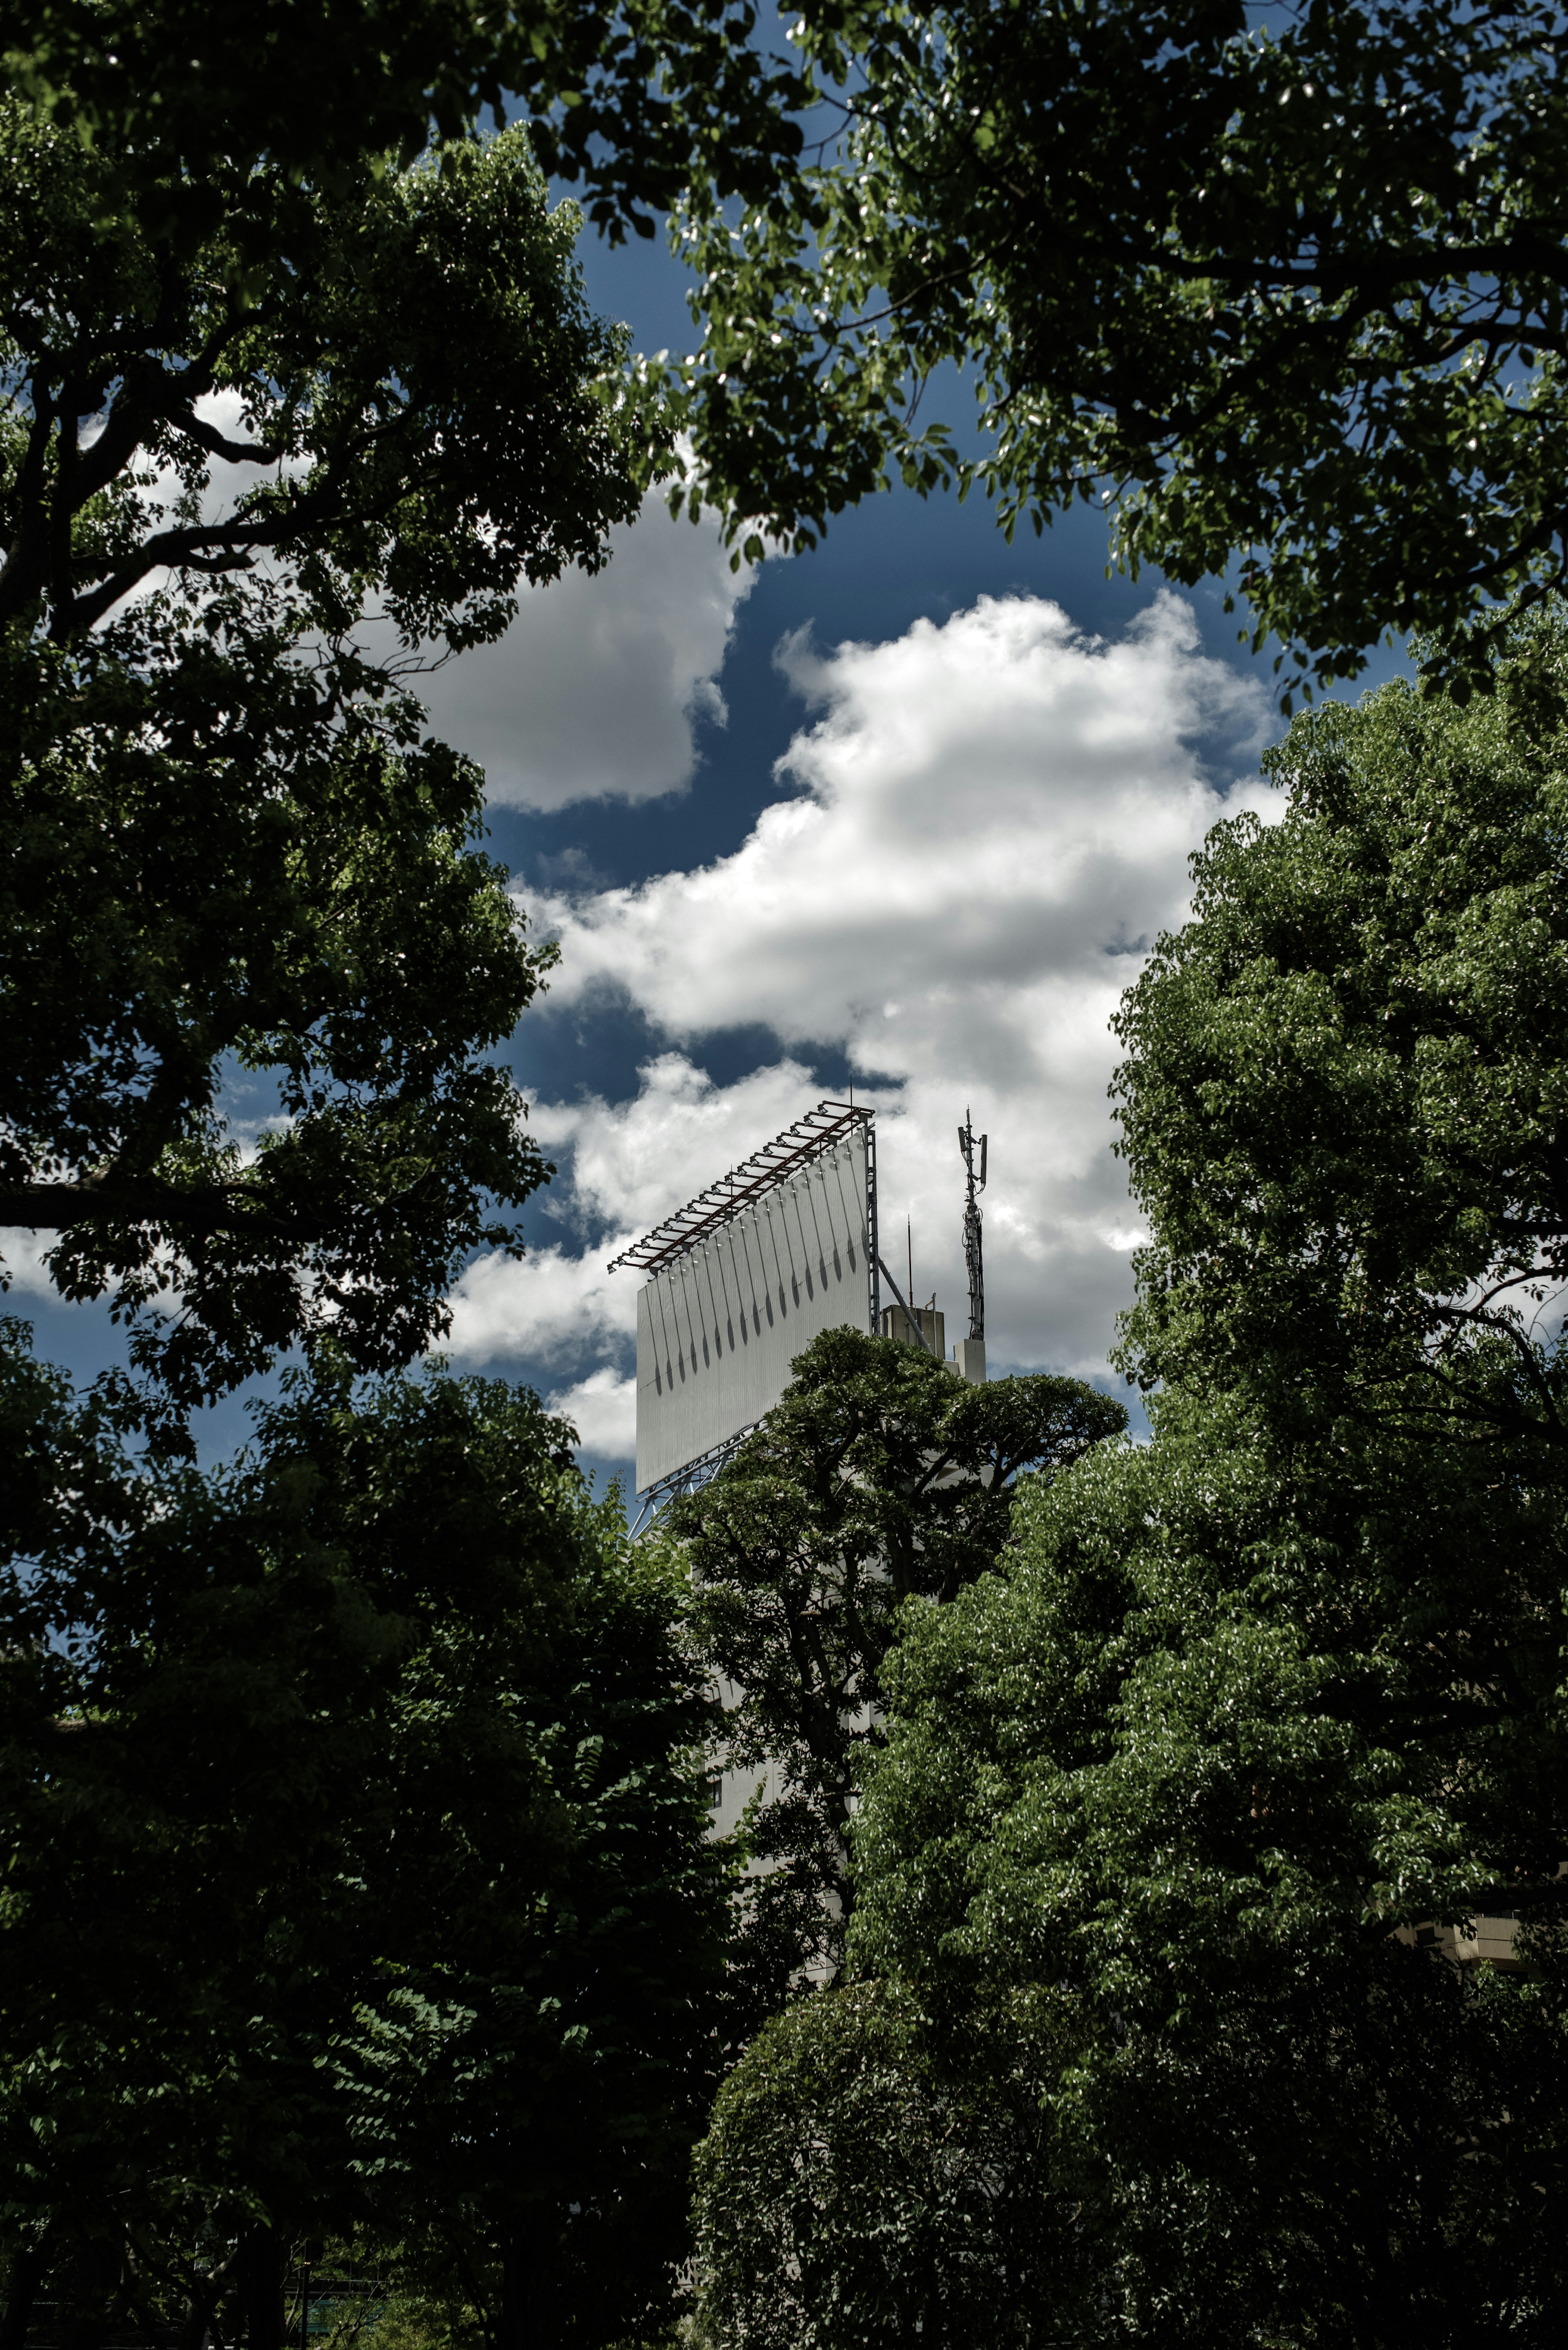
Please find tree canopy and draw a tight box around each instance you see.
[0,1330,729,2350]
[3,0,808,244]
[0,119,648,1416]
[1111,597,1568,1455]
[842,1388,1568,2344]
[693,1983,1069,2350]
[671,1325,1124,1980]
[675,0,1568,698]
[690,623,1568,2345]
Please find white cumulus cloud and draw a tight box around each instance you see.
[445,590,1278,1466]
[444,1240,637,1369]
[534,1053,829,1240]
[543,1366,638,1462]
[0,1229,58,1298]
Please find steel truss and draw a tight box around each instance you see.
[608,1098,875,1280]
[629,1422,759,1537]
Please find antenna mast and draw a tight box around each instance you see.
[958,1110,987,1344]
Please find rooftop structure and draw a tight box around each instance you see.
[615,1099,993,1522]
[612,1101,878,1510]
[608,1100,876,1286]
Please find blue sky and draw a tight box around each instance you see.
[9,209,1413,1484]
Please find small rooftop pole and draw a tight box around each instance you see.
[958,1109,987,1344]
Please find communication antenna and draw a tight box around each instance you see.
[958,1109,987,1343]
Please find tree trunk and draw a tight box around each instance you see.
[0,2235,50,2350]
[57,2240,123,2350]
[234,2232,284,2350]
[497,2210,555,2350]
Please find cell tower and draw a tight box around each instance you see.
[959,1109,987,1346]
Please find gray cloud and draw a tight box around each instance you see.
[412,489,760,809]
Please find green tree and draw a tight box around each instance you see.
[0,1327,730,2350]
[674,0,1568,698]
[690,626,1568,2343]
[1,117,642,1415]
[670,1326,1123,1980]
[4,0,808,247]
[845,1390,1568,2345]
[1110,596,1568,1457]
[691,1984,1071,2350]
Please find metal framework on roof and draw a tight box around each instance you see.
[607,1098,875,1287]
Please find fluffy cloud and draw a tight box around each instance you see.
[444,1239,637,1369]
[543,1366,638,1461]
[534,1053,829,1242]
[0,1229,57,1298]
[541,592,1265,1036]
[443,591,1278,1459]
[410,489,758,808]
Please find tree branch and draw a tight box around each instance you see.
[0,1179,329,1245]
[174,407,291,468]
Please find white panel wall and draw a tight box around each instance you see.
[635,1130,869,1490]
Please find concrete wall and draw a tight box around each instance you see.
[635,1128,870,1491]
[880,1306,987,1384]
[881,1301,945,1356]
